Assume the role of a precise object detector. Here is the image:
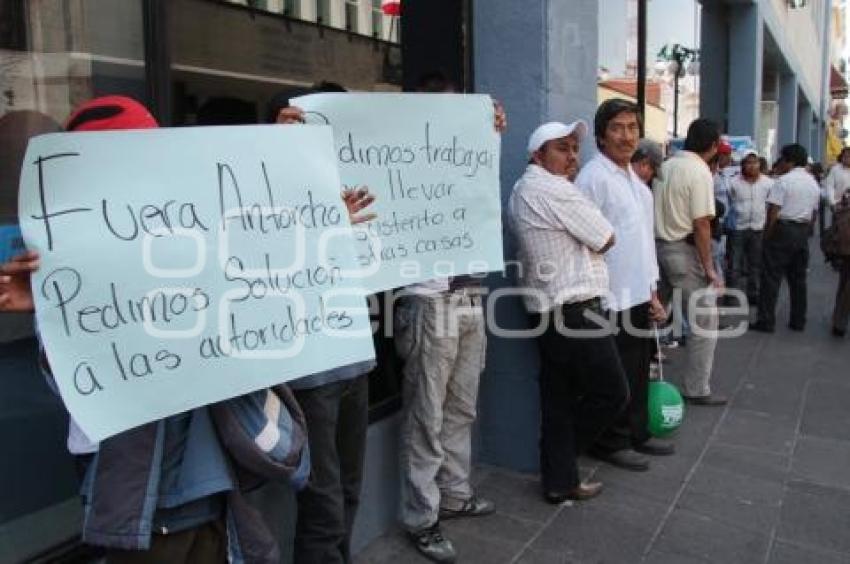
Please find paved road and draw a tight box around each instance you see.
[356,251,850,564]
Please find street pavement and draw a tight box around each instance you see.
[355,250,850,564]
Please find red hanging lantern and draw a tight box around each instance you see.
[381,0,401,16]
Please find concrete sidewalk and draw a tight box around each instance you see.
[355,254,850,564]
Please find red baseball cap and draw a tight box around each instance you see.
[717,139,733,155]
[65,95,158,132]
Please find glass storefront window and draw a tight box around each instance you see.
[284,0,301,17]
[0,2,146,561]
[372,0,383,38]
[317,0,331,24]
[345,0,358,32]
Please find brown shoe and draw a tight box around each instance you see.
[544,481,603,504]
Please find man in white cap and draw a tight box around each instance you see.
[508,120,628,503]
[575,98,673,473]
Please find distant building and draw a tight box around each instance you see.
[699,0,835,162]
[598,78,669,143]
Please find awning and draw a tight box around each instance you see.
[831,64,848,100]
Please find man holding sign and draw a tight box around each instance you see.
[294,82,505,563]
[4,95,379,563]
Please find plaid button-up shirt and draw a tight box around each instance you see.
[508,164,614,313]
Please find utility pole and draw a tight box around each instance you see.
[637,0,647,137]
[657,43,698,138]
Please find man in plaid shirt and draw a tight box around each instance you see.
[508,121,628,504]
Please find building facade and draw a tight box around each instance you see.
[700,0,833,162]
[0,0,601,561]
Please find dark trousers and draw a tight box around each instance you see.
[757,222,811,330]
[728,229,763,303]
[594,303,651,453]
[534,301,629,493]
[833,258,850,332]
[106,519,227,564]
[293,374,369,564]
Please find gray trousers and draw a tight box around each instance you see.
[656,240,719,397]
[395,291,486,531]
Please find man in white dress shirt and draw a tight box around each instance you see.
[575,99,673,472]
[728,150,773,305]
[825,147,850,208]
[752,144,821,333]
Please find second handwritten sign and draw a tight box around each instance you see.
[294,93,505,292]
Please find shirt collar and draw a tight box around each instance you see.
[526,163,574,187]
[680,150,705,162]
[596,151,639,182]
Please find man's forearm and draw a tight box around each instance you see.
[764,205,780,237]
[693,221,715,277]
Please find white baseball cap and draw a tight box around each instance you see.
[527,120,589,155]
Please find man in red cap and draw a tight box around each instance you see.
[1,95,374,564]
[2,95,239,564]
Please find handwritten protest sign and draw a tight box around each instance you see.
[293,93,504,292]
[19,125,375,441]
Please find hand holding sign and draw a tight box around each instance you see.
[342,187,377,225]
[0,250,39,312]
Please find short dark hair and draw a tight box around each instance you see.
[416,71,458,93]
[313,80,347,93]
[197,96,257,126]
[839,146,850,160]
[594,98,641,150]
[265,87,312,123]
[683,118,721,154]
[779,143,808,168]
[741,152,760,165]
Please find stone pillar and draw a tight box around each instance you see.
[699,1,728,128]
[727,2,763,139]
[473,0,599,471]
[778,73,799,148]
[797,98,813,153]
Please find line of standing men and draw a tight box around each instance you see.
[508,100,729,513]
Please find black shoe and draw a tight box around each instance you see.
[591,448,650,472]
[832,327,847,338]
[634,438,675,456]
[749,322,774,333]
[683,394,728,406]
[788,323,805,332]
